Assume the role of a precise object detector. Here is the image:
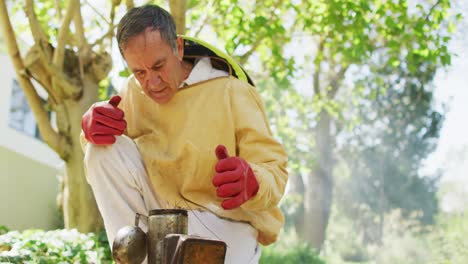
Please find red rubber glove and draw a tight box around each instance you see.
[81,95,126,145]
[212,145,259,210]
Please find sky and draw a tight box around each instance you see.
[418,0,468,211]
[421,31,468,211]
[426,39,468,177]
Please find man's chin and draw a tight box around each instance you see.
[150,94,171,104]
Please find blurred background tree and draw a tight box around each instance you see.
[204,0,458,250]
[335,59,443,245]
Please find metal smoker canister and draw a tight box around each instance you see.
[147,209,188,264]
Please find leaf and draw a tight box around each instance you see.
[447,22,456,33]
[118,69,131,77]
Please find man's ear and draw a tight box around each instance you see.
[176,37,184,60]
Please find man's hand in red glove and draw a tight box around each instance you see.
[212,145,259,210]
[81,95,126,145]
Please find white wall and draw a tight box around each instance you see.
[0,52,63,230]
[0,146,61,230]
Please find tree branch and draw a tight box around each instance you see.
[238,37,263,65]
[83,0,110,25]
[91,0,119,49]
[73,5,89,54]
[170,0,187,35]
[91,25,118,48]
[238,0,284,65]
[35,48,80,99]
[107,0,119,45]
[327,64,349,99]
[53,0,78,69]
[192,9,211,38]
[24,45,59,105]
[126,0,134,10]
[55,0,62,20]
[424,0,443,22]
[49,0,82,99]
[73,3,91,86]
[313,38,325,95]
[24,0,52,59]
[25,0,79,99]
[0,0,70,160]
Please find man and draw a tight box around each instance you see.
[81,4,288,263]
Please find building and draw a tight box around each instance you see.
[0,33,62,230]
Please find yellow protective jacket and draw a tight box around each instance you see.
[84,75,288,245]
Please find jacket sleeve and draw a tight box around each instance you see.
[228,78,289,212]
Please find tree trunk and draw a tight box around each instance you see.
[61,76,103,232]
[301,110,334,250]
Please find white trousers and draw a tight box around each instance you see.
[84,135,261,264]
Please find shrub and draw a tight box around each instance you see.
[260,233,325,264]
[0,226,9,236]
[0,228,112,264]
[427,211,468,264]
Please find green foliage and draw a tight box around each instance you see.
[0,226,9,236]
[322,203,370,262]
[260,233,325,264]
[0,229,112,263]
[98,78,119,101]
[194,0,459,192]
[195,0,296,88]
[118,69,131,78]
[324,206,468,263]
[371,210,433,263]
[428,211,468,263]
[371,209,468,264]
[0,227,327,264]
[324,209,428,263]
[287,0,458,241]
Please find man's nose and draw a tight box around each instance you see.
[147,72,161,88]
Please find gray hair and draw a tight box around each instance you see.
[116,5,177,56]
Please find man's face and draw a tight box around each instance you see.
[123,28,184,104]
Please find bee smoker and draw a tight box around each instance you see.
[112,209,226,264]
